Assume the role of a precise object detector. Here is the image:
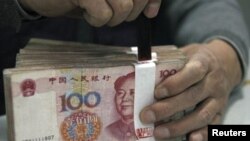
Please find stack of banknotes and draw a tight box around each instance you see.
[3,38,187,141]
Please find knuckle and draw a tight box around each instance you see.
[168,125,180,136]
[98,9,113,23]
[198,109,213,124]
[118,0,133,14]
[188,90,199,102]
[192,61,207,75]
[153,103,171,120]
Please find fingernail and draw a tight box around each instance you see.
[142,109,156,123]
[155,87,168,99]
[144,3,160,18]
[154,126,170,139]
[190,133,203,141]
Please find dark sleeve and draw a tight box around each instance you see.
[0,0,21,29]
[164,0,249,81]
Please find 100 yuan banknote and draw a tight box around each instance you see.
[4,61,184,141]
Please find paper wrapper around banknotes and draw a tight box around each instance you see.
[3,38,188,141]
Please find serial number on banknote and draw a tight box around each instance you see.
[22,135,54,141]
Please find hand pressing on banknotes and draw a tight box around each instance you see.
[18,0,161,27]
[140,39,242,141]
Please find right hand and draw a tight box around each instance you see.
[19,0,161,27]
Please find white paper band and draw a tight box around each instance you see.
[134,61,156,141]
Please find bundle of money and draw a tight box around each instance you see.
[3,38,187,141]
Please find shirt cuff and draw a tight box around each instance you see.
[14,0,41,20]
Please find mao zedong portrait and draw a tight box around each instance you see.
[106,72,137,141]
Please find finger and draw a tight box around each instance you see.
[179,44,199,58]
[106,0,134,26]
[189,114,222,141]
[189,127,207,141]
[143,0,161,18]
[126,0,149,22]
[155,59,208,99]
[78,0,113,27]
[142,79,209,124]
[153,98,219,139]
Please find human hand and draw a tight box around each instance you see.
[140,40,242,141]
[19,0,161,27]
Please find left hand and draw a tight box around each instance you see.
[140,40,242,141]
